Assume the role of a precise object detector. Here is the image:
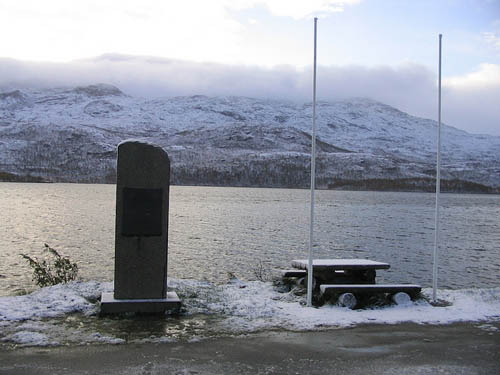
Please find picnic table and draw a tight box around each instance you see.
[285,258,390,285]
[281,258,421,308]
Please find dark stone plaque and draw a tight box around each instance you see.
[122,187,163,236]
[111,141,171,301]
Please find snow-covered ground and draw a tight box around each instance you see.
[1,279,499,347]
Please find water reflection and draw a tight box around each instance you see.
[1,183,499,296]
[94,314,223,342]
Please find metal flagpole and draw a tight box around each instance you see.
[432,34,442,303]
[307,17,318,307]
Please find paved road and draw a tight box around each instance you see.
[1,322,499,374]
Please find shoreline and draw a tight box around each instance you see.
[1,322,499,374]
[1,179,499,195]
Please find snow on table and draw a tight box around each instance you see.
[291,259,390,271]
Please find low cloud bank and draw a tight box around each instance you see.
[0,54,498,135]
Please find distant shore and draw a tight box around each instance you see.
[1,322,499,374]
[1,173,499,194]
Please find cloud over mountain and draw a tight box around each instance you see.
[0,54,498,135]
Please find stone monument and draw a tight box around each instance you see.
[101,140,180,314]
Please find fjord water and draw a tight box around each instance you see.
[1,183,499,296]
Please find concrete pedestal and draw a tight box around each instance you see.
[100,292,181,314]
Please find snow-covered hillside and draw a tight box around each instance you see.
[1,84,499,190]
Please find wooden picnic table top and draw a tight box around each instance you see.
[291,259,390,272]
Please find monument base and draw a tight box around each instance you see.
[100,292,181,314]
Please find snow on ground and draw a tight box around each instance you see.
[1,279,499,347]
[173,279,500,330]
[0,281,112,321]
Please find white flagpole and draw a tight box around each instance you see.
[307,17,318,307]
[432,34,442,303]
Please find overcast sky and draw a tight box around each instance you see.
[0,0,499,135]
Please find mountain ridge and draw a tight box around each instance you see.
[1,84,499,191]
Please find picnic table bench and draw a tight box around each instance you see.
[282,258,421,308]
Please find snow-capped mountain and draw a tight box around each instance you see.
[1,84,499,190]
